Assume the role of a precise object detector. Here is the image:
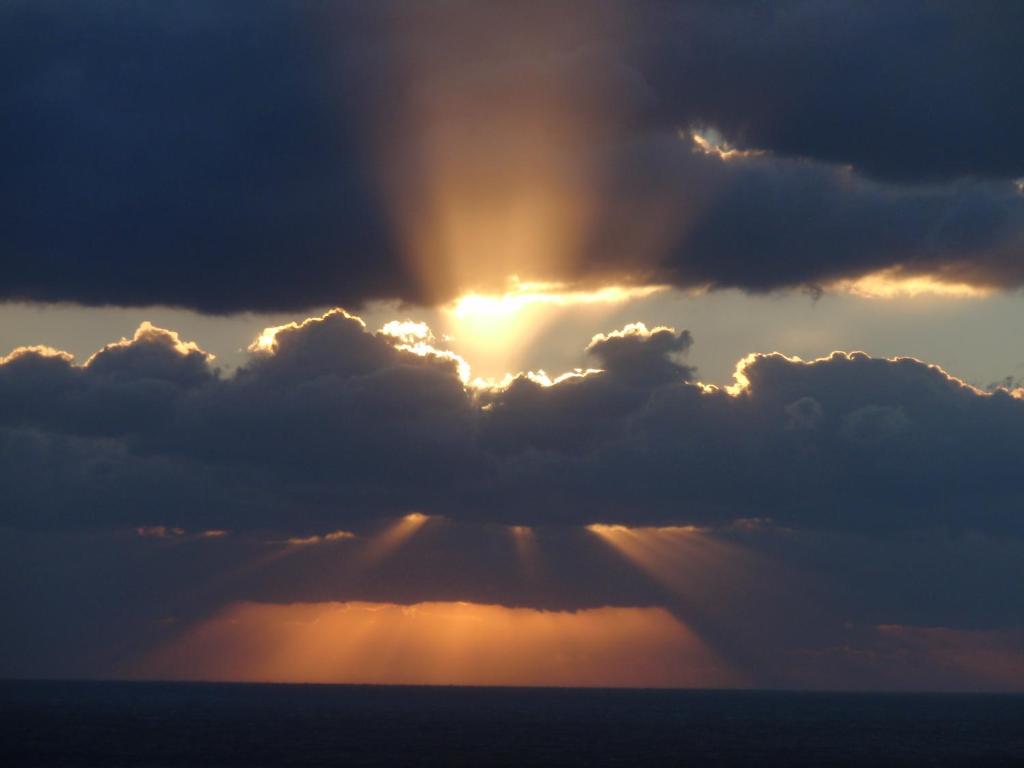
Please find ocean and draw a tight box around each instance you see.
[2,680,1023,766]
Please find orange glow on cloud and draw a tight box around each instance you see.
[85,322,212,365]
[0,345,74,366]
[285,530,356,547]
[358,6,688,376]
[140,600,738,688]
[688,127,764,161]
[377,320,473,384]
[832,269,991,299]
[439,281,665,379]
[449,281,664,320]
[249,309,366,354]
[720,350,990,399]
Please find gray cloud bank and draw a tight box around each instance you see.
[2,1,1024,311]
[2,309,1022,536]
[3,310,1024,687]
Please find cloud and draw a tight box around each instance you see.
[586,323,693,387]
[2,2,1024,311]
[2,312,1022,686]
[2,309,1023,537]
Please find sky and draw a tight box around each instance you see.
[2,0,1024,691]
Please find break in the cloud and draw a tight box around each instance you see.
[2,308,1022,536]
[3,1,1024,312]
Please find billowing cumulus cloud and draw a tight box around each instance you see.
[3,1,1024,311]
[2,308,1022,536]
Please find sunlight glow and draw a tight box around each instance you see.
[508,525,541,579]
[585,523,759,610]
[285,530,356,546]
[470,367,602,392]
[688,127,764,161]
[377,320,433,345]
[722,350,989,399]
[249,309,366,354]
[440,280,665,378]
[359,512,432,565]
[449,280,665,321]
[0,345,74,366]
[376,319,473,384]
[84,322,213,366]
[833,269,991,300]
[138,600,738,688]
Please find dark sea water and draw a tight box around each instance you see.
[2,680,1023,767]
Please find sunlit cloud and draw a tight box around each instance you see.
[0,345,74,366]
[449,280,665,321]
[587,321,676,347]
[359,1,693,373]
[285,530,356,547]
[199,530,230,539]
[470,367,602,392]
[439,280,666,378]
[721,349,989,398]
[377,320,434,345]
[84,322,213,366]
[832,269,992,299]
[249,308,366,354]
[137,600,739,688]
[371,319,473,383]
[687,127,764,161]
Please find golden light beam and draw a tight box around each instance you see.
[136,600,740,688]
[831,269,991,300]
[508,525,541,581]
[438,281,665,381]
[359,512,432,566]
[586,523,766,612]
[360,1,684,360]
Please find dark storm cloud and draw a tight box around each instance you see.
[2,312,1024,685]
[3,1,1024,311]
[638,1,1024,183]
[0,1,405,312]
[2,309,1023,535]
[587,134,1024,293]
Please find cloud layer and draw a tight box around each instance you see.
[3,1,1023,311]
[2,309,1022,536]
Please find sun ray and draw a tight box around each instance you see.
[136,600,740,688]
[359,512,432,566]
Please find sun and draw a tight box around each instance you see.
[438,278,665,378]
